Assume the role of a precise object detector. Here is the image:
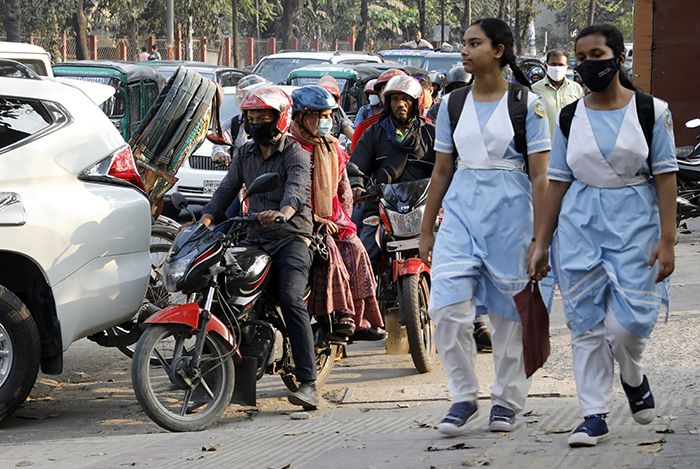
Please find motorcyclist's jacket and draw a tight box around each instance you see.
[350,114,436,190]
[203,136,313,254]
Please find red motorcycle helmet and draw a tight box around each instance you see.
[373,68,407,94]
[240,85,292,135]
[317,75,341,101]
[382,75,425,117]
[364,79,378,97]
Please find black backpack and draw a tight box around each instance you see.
[558,91,655,174]
[447,83,530,173]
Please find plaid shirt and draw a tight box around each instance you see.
[203,136,313,253]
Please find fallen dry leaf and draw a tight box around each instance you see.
[15,461,33,467]
[201,444,219,452]
[427,442,474,452]
[543,427,571,434]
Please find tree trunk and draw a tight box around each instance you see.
[356,0,369,51]
[587,0,596,26]
[3,0,22,42]
[498,0,506,19]
[279,0,301,50]
[231,0,239,66]
[73,0,89,60]
[128,18,139,61]
[461,0,472,29]
[514,0,521,54]
[417,0,426,38]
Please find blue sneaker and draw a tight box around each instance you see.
[621,375,655,425]
[489,405,516,432]
[568,414,610,447]
[437,401,479,437]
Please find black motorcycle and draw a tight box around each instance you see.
[131,173,338,432]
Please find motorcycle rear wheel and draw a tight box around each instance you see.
[282,342,338,392]
[399,273,436,373]
[132,325,235,432]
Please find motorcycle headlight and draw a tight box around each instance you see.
[385,206,425,237]
[162,250,197,292]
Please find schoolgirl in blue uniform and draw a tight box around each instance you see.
[529,24,678,447]
[419,18,551,436]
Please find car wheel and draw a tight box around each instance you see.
[0,285,41,422]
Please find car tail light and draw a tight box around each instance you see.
[79,146,146,192]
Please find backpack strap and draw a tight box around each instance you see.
[507,83,529,174]
[635,91,655,175]
[558,99,579,140]
[448,86,471,159]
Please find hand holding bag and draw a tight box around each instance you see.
[514,280,551,378]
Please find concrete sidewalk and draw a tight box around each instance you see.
[1,395,697,468]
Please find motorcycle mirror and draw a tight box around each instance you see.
[244,172,281,199]
[171,192,189,210]
[346,162,365,178]
[686,118,700,129]
[206,132,231,146]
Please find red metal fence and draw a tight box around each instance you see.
[8,32,362,67]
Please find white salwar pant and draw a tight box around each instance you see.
[571,310,647,417]
[432,299,531,413]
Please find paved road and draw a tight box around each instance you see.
[1,230,698,468]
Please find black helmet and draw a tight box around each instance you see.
[444,65,471,93]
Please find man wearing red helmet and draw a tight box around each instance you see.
[200,85,320,409]
[350,75,436,267]
[317,75,354,141]
[354,79,382,127]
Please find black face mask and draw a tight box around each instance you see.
[575,58,619,92]
[245,120,278,145]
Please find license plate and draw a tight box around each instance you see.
[203,180,220,194]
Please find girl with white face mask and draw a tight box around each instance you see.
[289,85,386,342]
[529,24,678,448]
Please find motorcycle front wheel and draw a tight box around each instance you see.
[399,273,436,373]
[131,325,235,432]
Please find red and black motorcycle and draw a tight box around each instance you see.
[350,162,437,373]
[130,173,338,432]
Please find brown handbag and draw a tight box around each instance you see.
[514,281,551,378]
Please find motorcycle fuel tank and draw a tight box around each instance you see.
[222,246,272,297]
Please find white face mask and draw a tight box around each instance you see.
[547,65,568,82]
[368,95,380,106]
[317,118,333,137]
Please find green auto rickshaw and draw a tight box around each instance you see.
[53,61,165,141]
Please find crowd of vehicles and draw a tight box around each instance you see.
[1,40,697,432]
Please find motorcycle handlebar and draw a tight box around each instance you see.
[230,214,287,224]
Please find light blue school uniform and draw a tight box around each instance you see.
[430,90,551,321]
[548,96,677,338]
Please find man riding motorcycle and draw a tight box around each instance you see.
[200,85,320,409]
[351,75,436,266]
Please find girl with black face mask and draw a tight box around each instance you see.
[529,24,679,448]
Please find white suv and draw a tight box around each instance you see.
[0,63,151,421]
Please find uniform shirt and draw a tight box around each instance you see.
[532,77,584,135]
[548,103,678,182]
[434,92,551,160]
[203,136,313,254]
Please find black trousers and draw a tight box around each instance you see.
[271,238,316,382]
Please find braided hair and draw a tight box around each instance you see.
[575,24,637,92]
[471,18,531,89]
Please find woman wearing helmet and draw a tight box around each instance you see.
[354,79,382,127]
[212,74,269,165]
[289,86,386,341]
[317,75,355,140]
[201,85,321,409]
